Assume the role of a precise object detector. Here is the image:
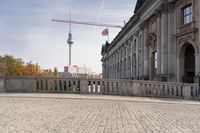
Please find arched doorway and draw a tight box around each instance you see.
[179,43,195,83]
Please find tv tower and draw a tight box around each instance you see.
[52,12,122,67]
[67,11,73,66]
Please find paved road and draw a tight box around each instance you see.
[0,93,199,133]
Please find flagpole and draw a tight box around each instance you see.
[107,28,109,43]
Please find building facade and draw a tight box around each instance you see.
[101,0,200,83]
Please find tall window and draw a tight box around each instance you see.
[152,51,157,78]
[153,52,158,69]
[139,35,142,48]
[133,39,136,51]
[182,4,192,25]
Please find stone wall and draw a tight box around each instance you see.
[0,77,36,93]
[0,76,199,100]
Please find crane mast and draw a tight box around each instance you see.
[52,19,123,29]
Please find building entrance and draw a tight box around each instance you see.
[183,44,195,83]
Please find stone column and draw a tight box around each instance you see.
[107,59,109,79]
[144,24,149,80]
[119,48,121,79]
[130,38,133,79]
[168,3,176,81]
[140,31,144,78]
[102,63,104,78]
[115,54,117,79]
[156,15,161,75]
[160,5,168,80]
[197,0,200,81]
[136,35,139,79]
[139,25,144,79]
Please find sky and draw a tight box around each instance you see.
[0,0,137,73]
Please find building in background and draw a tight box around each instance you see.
[60,65,102,78]
[101,0,200,83]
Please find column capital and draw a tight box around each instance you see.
[168,2,175,13]
[160,2,169,14]
[139,20,148,30]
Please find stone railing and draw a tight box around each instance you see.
[0,76,199,100]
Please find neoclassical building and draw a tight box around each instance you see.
[101,0,200,83]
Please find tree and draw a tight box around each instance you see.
[0,56,6,76]
[0,55,24,76]
[0,55,55,77]
[53,67,58,77]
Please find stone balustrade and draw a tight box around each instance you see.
[0,76,199,100]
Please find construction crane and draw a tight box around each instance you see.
[52,19,123,29]
[52,13,123,67]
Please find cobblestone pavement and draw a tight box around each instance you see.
[0,94,199,133]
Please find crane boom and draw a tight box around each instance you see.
[52,19,123,29]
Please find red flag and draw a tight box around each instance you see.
[102,28,109,36]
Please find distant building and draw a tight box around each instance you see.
[60,65,101,78]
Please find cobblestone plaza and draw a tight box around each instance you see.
[0,94,199,133]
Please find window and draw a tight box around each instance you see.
[153,52,158,69]
[152,51,157,78]
[133,39,136,51]
[182,4,192,25]
[139,35,142,48]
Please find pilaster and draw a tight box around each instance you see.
[143,21,149,80]
[167,2,176,82]
[156,15,161,75]
[160,3,169,81]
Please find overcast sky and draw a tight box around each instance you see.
[0,0,136,73]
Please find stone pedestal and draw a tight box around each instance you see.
[80,79,89,94]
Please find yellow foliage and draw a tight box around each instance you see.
[0,55,55,77]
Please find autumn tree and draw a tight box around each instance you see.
[53,67,59,77]
[0,55,56,77]
[0,55,24,76]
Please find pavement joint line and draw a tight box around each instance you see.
[0,94,199,106]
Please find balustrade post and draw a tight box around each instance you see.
[113,82,116,94]
[38,80,41,92]
[73,80,76,92]
[47,80,50,92]
[62,80,65,92]
[183,85,192,100]
[80,79,89,94]
[74,80,77,92]
[53,80,56,92]
[68,80,72,91]
[66,80,69,91]
[57,80,60,92]
[116,82,119,94]
[42,80,45,92]
[99,81,103,94]
[95,81,98,93]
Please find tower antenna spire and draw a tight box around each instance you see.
[69,10,71,33]
[67,11,73,66]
